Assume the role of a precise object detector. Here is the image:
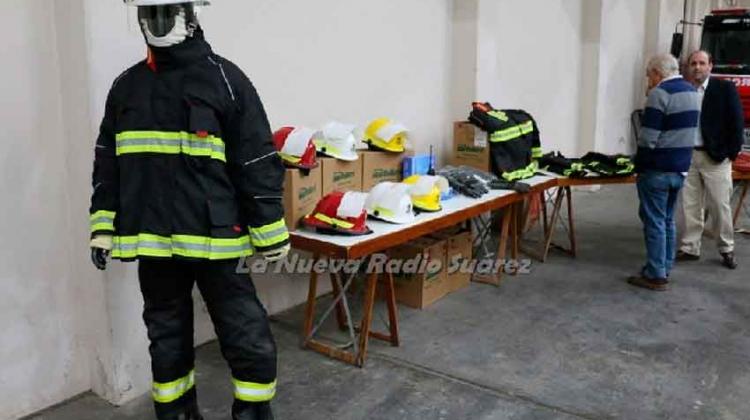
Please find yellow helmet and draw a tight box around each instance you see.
[401,175,449,213]
[363,118,408,153]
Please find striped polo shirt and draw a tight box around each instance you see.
[635,76,700,173]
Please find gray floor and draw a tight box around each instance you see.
[30,185,750,420]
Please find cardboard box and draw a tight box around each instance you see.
[446,231,473,293]
[360,150,408,191]
[430,227,473,293]
[387,237,448,309]
[283,166,322,230]
[450,121,490,172]
[320,157,363,195]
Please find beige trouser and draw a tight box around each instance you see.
[680,150,735,255]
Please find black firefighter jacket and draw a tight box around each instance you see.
[469,103,542,181]
[89,31,289,261]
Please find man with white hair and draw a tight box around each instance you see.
[629,53,700,291]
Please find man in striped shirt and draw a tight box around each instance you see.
[629,53,700,291]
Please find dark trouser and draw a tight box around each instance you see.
[636,172,685,280]
[138,259,277,420]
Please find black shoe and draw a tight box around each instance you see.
[676,251,700,261]
[721,252,738,269]
[255,402,274,420]
[233,401,274,420]
[166,410,203,420]
[627,275,668,291]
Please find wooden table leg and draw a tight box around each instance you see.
[365,270,401,346]
[302,254,320,343]
[565,186,577,257]
[329,272,348,331]
[542,188,565,261]
[356,270,379,367]
[541,191,549,237]
[511,202,520,274]
[733,180,749,226]
[474,207,512,287]
[384,270,400,347]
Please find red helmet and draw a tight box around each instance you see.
[302,191,372,236]
[273,126,319,170]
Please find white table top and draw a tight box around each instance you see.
[290,175,555,248]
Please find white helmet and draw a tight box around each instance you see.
[124,0,210,47]
[365,182,416,224]
[313,122,359,161]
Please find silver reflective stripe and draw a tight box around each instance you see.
[233,379,276,402]
[115,241,165,252]
[208,56,236,102]
[152,371,195,404]
[116,240,250,254]
[117,138,225,154]
[244,151,277,166]
[171,240,251,254]
[91,216,114,225]
[249,227,287,243]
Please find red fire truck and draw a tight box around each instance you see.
[700,8,750,145]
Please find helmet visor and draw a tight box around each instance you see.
[137,5,182,37]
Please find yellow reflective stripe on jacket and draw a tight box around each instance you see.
[249,219,289,248]
[152,370,195,404]
[531,147,543,159]
[314,213,354,229]
[489,121,535,143]
[501,161,538,182]
[487,110,509,122]
[90,210,116,232]
[232,378,276,402]
[112,234,252,260]
[616,158,635,173]
[116,131,226,162]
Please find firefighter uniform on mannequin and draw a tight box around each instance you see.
[89,1,288,419]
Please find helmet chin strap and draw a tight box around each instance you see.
[141,8,195,48]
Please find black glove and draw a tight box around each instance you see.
[452,174,488,198]
[91,248,109,271]
[489,180,531,193]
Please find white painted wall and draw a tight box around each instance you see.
[449,0,479,120]
[201,0,453,162]
[0,1,98,419]
[590,0,649,154]
[476,0,585,156]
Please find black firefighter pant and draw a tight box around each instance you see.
[138,258,277,419]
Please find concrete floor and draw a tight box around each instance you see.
[29,185,750,420]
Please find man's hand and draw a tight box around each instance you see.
[90,235,113,271]
[260,244,290,263]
